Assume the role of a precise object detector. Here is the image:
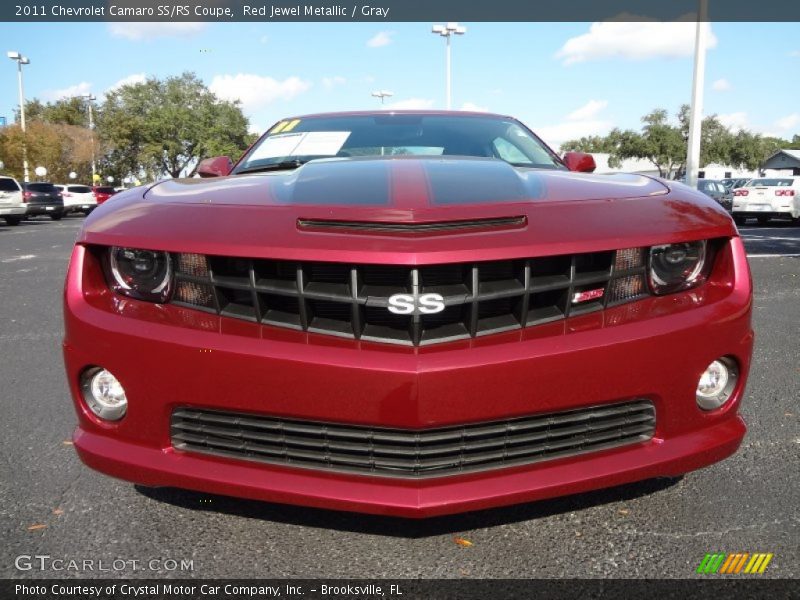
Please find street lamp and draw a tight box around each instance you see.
[431,22,466,110]
[371,90,394,105]
[81,93,97,184]
[7,50,30,182]
[685,0,709,188]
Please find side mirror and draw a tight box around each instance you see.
[563,151,597,173]
[197,156,233,178]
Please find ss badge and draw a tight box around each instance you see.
[387,293,446,315]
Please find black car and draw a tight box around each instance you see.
[22,182,65,220]
[696,179,733,212]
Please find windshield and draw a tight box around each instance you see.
[68,185,92,193]
[234,114,565,174]
[747,178,794,187]
[26,183,57,192]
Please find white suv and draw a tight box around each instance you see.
[732,176,800,225]
[55,184,97,215]
[0,175,26,226]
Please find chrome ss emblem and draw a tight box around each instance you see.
[387,293,446,315]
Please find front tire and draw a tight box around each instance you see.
[50,213,63,221]
[3,216,22,226]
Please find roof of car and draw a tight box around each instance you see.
[279,110,514,121]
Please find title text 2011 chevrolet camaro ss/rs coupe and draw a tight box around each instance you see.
[63,111,753,517]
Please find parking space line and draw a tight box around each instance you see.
[747,253,800,258]
[1,254,36,263]
[741,236,800,242]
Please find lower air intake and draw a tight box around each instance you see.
[171,399,656,479]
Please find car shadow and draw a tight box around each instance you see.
[135,476,681,538]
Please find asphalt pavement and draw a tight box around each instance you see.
[1,215,798,579]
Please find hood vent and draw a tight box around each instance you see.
[297,216,527,235]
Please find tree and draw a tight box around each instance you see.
[16,96,91,127]
[563,105,797,178]
[98,72,251,179]
[0,121,94,182]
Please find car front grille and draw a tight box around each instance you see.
[170,248,649,346]
[171,400,656,478]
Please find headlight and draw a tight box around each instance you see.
[648,241,708,295]
[108,246,173,302]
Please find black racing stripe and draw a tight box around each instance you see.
[278,159,392,206]
[424,159,541,205]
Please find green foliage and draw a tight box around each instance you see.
[0,121,94,182]
[98,72,251,179]
[17,96,90,127]
[562,105,797,178]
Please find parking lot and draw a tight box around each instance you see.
[1,216,798,579]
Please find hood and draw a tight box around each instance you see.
[142,156,670,208]
[79,156,736,264]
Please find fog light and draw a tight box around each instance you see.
[696,357,738,411]
[81,368,127,421]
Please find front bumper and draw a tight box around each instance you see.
[63,240,753,517]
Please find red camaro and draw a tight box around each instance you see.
[63,111,753,517]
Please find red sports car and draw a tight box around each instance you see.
[92,185,118,205]
[63,111,753,517]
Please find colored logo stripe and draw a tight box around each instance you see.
[697,553,773,574]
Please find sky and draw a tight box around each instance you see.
[0,21,798,150]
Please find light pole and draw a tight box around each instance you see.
[7,51,30,182]
[685,0,709,187]
[431,22,466,110]
[81,93,97,184]
[371,90,393,105]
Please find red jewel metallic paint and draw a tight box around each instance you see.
[62,111,753,517]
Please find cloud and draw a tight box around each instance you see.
[460,102,489,112]
[106,73,147,94]
[259,35,268,45]
[529,99,613,149]
[384,98,435,110]
[717,112,749,132]
[367,31,394,48]
[711,78,732,92]
[714,112,798,137]
[790,50,800,57]
[43,81,93,101]
[567,99,608,121]
[556,16,717,65]
[536,120,614,150]
[322,76,347,90]
[209,74,312,113]
[776,113,800,131]
[108,22,206,41]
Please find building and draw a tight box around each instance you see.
[590,154,757,180]
[590,153,661,177]
[761,149,800,176]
